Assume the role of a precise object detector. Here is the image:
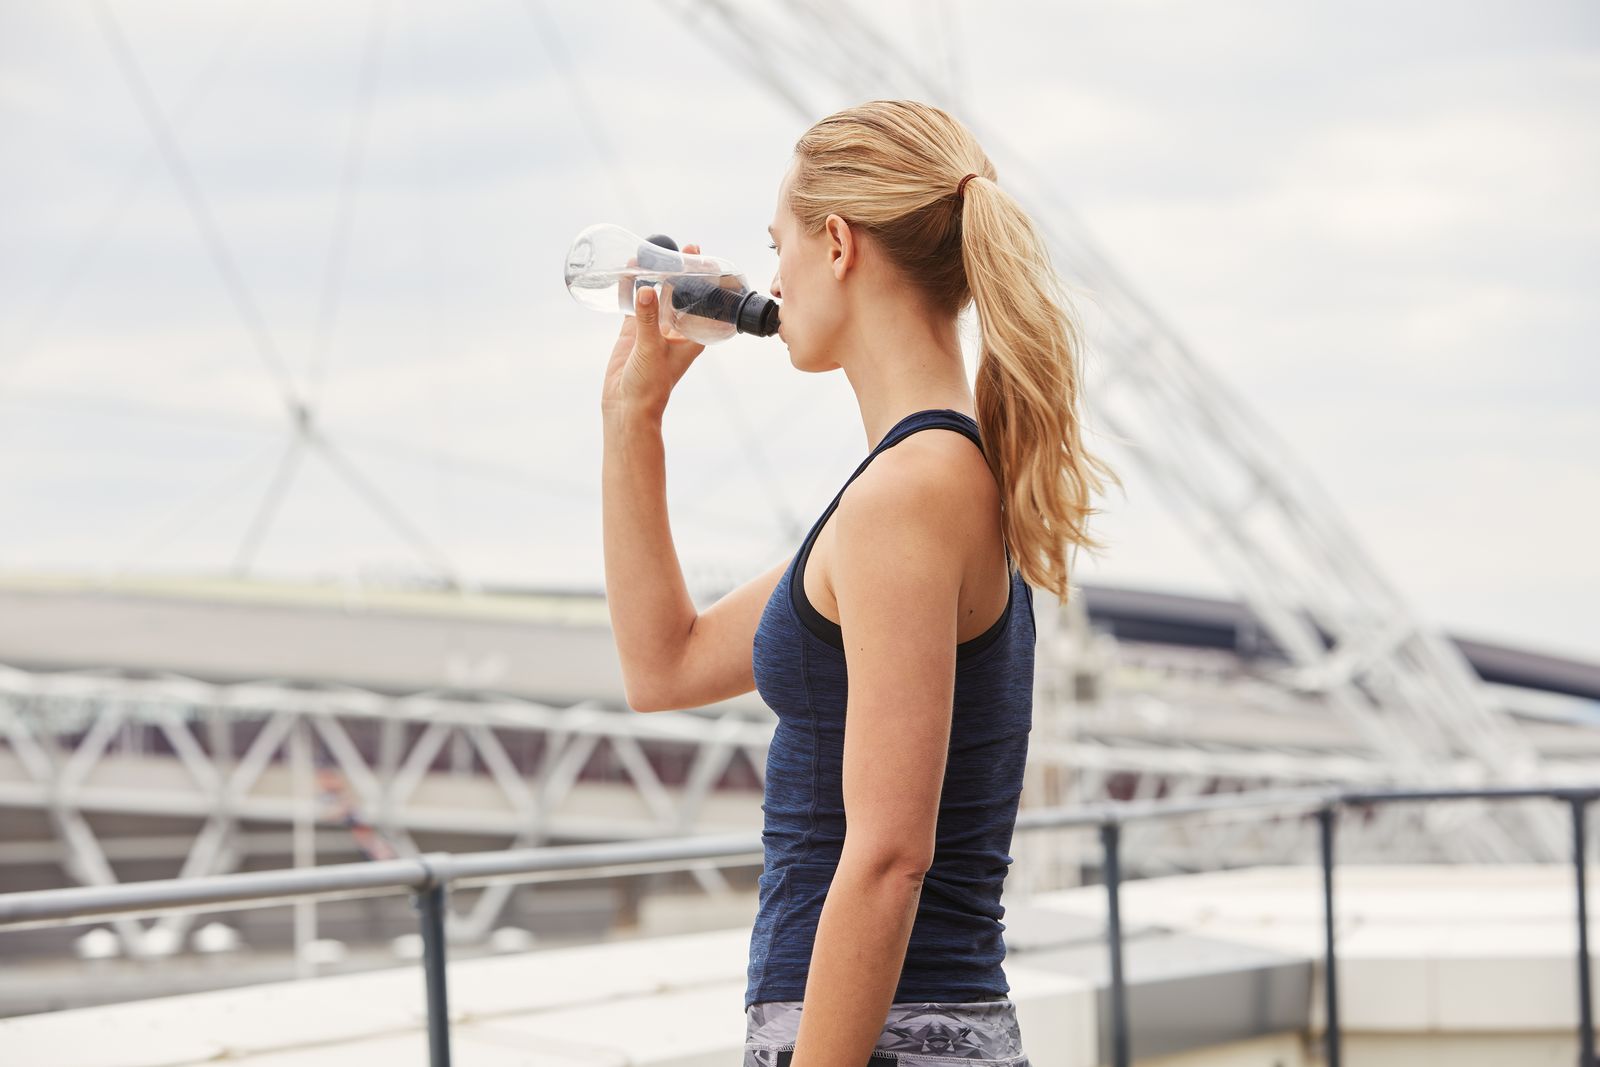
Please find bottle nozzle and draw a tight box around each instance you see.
[737,290,781,337]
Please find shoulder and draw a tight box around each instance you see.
[842,429,993,513]
[833,431,992,558]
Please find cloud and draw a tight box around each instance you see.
[0,0,1596,657]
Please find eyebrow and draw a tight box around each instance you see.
[766,225,776,237]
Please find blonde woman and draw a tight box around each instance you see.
[601,99,1118,1067]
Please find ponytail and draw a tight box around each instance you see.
[958,174,1122,602]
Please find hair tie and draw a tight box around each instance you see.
[956,172,979,200]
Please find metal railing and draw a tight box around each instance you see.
[0,785,1594,1067]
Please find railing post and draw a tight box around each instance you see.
[1101,819,1129,1067]
[414,880,453,1067]
[1574,796,1594,1067]
[1317,806,1341,1067]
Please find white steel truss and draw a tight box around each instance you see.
[3,650,1594,956]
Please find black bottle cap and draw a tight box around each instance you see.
[736,291,781,337]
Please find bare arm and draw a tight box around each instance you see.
[602,410,789,712]
[601,410,698,712]
[600,239,747,712]
[652,556,788,711]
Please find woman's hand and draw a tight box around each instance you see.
[601,242,709,421]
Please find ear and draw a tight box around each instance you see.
[824,213,856,281]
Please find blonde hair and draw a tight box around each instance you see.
[789,99,1123,604]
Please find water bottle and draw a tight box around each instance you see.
[563,223,781,345]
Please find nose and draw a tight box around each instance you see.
[770,271,782,300]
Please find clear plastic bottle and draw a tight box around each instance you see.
[563,223,781,345]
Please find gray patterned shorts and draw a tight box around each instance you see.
[743,997,1030,1067]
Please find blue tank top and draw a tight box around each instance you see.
[746,408,1037,1009]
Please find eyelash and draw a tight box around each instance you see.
[767,242,778,251]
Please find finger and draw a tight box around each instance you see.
[636,283,675,342]
[635,284,662,346]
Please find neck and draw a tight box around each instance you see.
[834,295,974,451]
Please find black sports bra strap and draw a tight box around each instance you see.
[879,408,983,456]
[849,408,983,481]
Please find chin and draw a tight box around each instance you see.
[778,333,833,374]
[791,350,833,375]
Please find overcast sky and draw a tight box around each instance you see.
[0,0,1595,662]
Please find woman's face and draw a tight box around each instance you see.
[768,162,844,373]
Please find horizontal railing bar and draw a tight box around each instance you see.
[442,850,767,892]
[0,838,767,931]
[0,857,431,929]
[1341,785,1600,805]
[0,853,772,933]
[430,831,760,886]
[1015,787,1340,829]
[0,785,1592,931]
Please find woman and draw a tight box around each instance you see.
[601,99,1119,1067]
